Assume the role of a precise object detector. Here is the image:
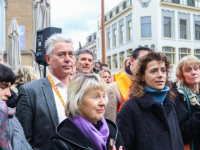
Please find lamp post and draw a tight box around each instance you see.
[101,0,106,63]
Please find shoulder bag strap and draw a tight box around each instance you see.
[177,88,194,150]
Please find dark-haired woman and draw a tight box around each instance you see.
[117,51,184,150]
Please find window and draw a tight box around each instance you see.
[127,49,133,58]
[162,47,175,64]
[180,19,187,39]
[120,25,124,44]
[164,17,171,38]
[113,10,116,16]
[164,0,171,2]
[151,44,155,50]
[120,52,125,67]
[195,21,200,40]
[128,21,133,41]
[116,7,119,14]
[120,5,123,11]
[93,34,96,40]
[179,48,191,60]
[107,56,111,69]
[141,17,151,38]
[123,1,126,9]
[113,54,118,69]
[180,0,186,5]
[127,0,131,6]
[195,0,200,8]
[114,29,117,47]
[109,12,112,19]
[107,15,110,20]
[195,49,200,59]
[107,32,111,49]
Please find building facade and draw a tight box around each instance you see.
[0,0,34,66]
[96,0,200,80]
[82,32,97,61]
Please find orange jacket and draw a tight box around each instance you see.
[113,72,131,111]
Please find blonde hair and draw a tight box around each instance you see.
[176,55,200,86]
[98,70,111,79]
[15,65,37,86]
[120,58,129,72]
[65,73,108,119]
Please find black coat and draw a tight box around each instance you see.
[6,89,17,108]
[51,118,124,150]
[175,90,200,150]
[116,93,184,150]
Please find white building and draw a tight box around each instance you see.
[82,32,97,61]
[96,0,200,80]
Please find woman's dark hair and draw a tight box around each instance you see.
[129,51,175,100]
[0,64,16,85]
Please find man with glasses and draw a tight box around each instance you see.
[104,47,152,122]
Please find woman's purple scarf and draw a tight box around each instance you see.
[70,114,109,150]
[0,100,12,150]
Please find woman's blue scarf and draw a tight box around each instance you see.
[144,86,170,105]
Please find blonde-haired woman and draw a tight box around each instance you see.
[119,58,129,72]
[14,65,37,93]
[51,73,123,150]
[175,55,200,150]
[98,70,112,84]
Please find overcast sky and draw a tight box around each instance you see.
[51,0,122,50]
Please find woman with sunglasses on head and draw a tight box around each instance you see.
[117,51,184,150]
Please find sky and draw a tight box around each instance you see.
[51,0,122,50]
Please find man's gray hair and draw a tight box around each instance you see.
[65,73,108,119]
[75,49,94,61]
[45,33,73,56]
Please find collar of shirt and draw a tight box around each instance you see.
[49,73,67,91]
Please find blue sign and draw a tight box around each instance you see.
[19,25,25,50]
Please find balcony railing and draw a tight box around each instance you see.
[161,0,200,8]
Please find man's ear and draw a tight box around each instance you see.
[129,57,135,66]
[45,54,51,65]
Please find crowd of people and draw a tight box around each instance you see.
[0,33,200,150]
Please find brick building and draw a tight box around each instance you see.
[1,0,34,66]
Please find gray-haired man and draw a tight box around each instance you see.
[16,34,75,150]
[75,49,94,74]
